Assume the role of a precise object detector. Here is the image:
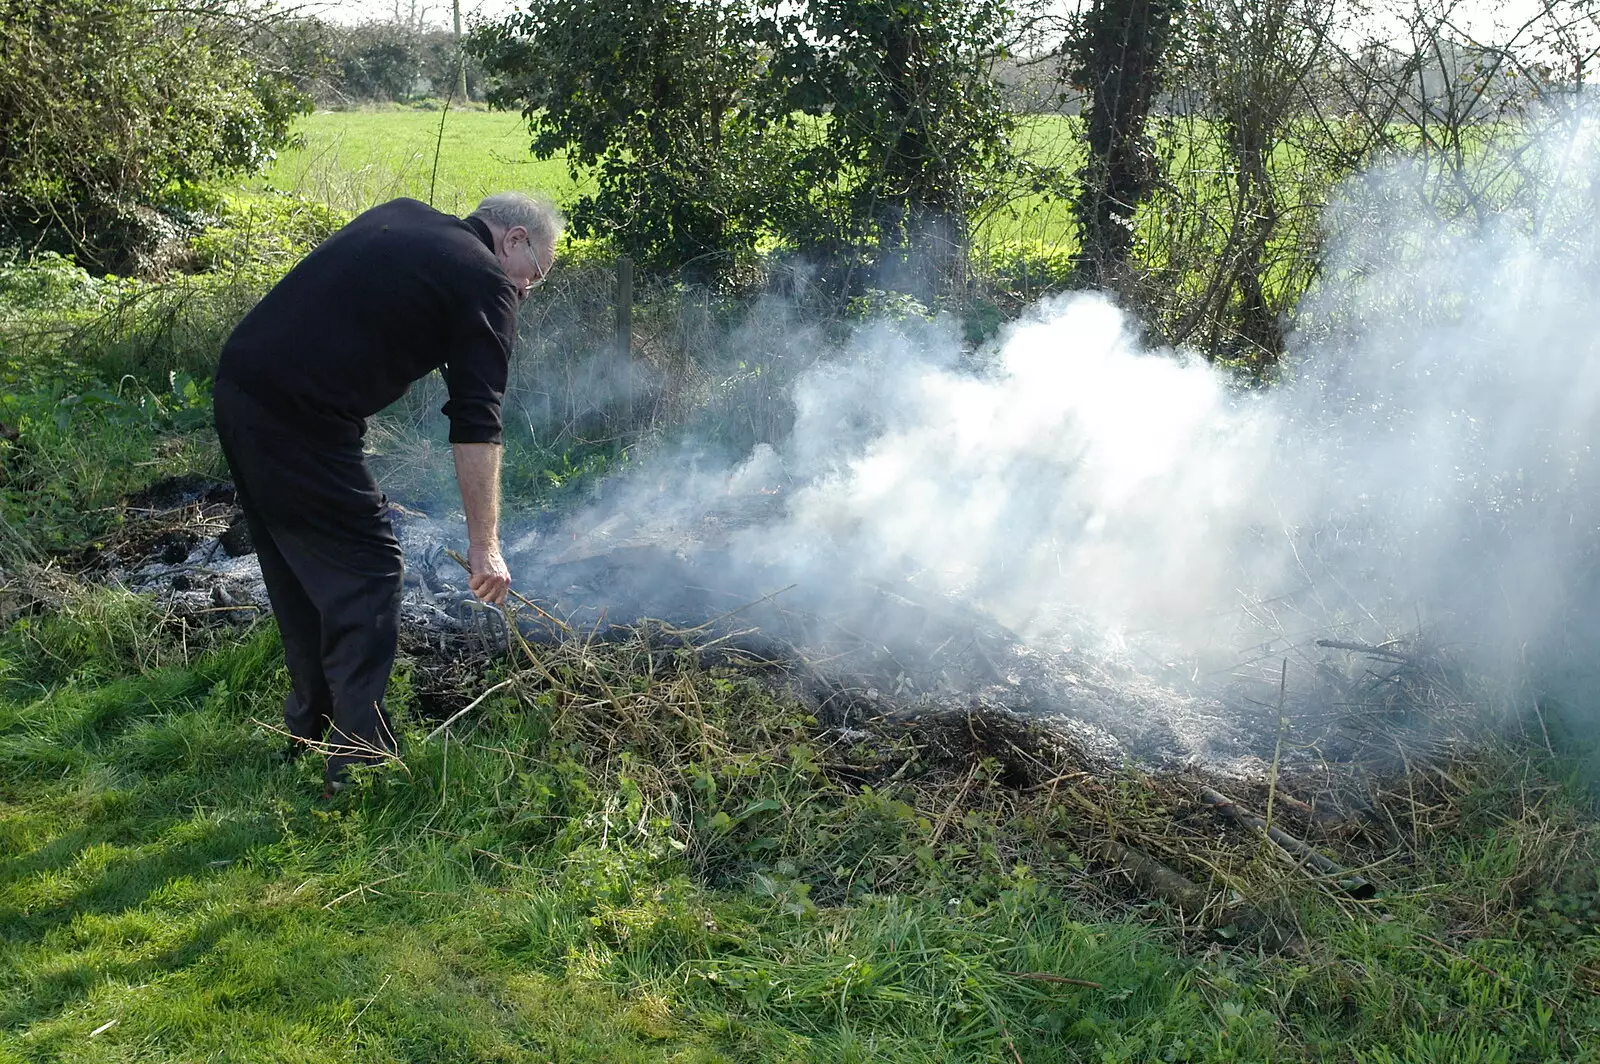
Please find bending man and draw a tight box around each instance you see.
[213,193,561,794]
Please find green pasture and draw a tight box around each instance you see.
[256,107,590,219]
[262,108,1501,286]
[259,107,1083,256]
[974,115,1081,253]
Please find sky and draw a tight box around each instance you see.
[305,0,520,27]
[308,0,1566,42]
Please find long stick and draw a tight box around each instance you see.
[1094,837,1211,913]
[1264,658,1287,834]
[1314,638,1412,662]
[1198,786,1376,898]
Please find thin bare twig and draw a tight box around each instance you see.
[425,677,517,741]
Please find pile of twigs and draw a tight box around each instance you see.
[388,603,1553,952]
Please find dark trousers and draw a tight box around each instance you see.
[213,378,404,785]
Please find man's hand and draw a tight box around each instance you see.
[468,543,511,605]
[454,441,507,604]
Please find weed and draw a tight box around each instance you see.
[0,367,220,558]
[187,191,349,275]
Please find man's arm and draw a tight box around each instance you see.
[453,442,511,605]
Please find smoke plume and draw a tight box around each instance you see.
[502,110,1600,748]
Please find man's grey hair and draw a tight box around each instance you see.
[469,192,564,249]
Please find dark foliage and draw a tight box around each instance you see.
[1067,0,1183,284]
[757,0,1028,297]
[0,0,309,273]
[472,0,776,278]
[473,0,1035,291]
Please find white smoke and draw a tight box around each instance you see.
[730,299,1288,647]
[683,111,1600,686]
[514,109,1600,737]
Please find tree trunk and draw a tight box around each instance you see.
[453,0,469,100]
[879,13,965,299]
[1069,0,1180,287]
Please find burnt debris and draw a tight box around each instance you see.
[96,476,1503,780]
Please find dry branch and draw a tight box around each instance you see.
[424,677,517,741]
[1093,837,1211,913]
[1314,638,1414,663]
[1197,785,1376,899]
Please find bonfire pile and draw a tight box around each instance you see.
[62,473,1555,950]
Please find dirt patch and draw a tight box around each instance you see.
[124,473,234,512]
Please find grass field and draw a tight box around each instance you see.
[0,295,1598,1062]
[250,107,1352,296]
[3,572,1599,1063]
[256,107,590,219]
[258,107,1082,256]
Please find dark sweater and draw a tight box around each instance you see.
[217,198,518,446]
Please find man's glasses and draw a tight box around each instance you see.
[517,246,549,301]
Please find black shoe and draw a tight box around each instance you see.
[284,738,309,764]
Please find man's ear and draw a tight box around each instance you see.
[507,225,529,247]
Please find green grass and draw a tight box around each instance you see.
[255,106,590,218]
[2,576,1600,1062]
[0,603,1227,1063]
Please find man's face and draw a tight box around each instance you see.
[499,226,555,303]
